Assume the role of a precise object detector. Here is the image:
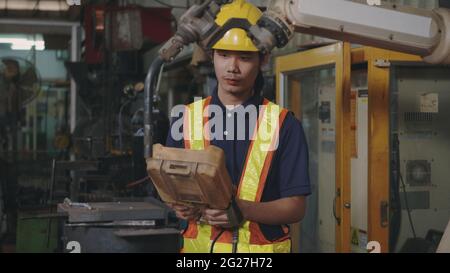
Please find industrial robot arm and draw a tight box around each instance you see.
[159,0,450,64]
[158,0,232,62]
[250,0,450,64]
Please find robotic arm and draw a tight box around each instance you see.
[159,0,450,64]
[251,0,450,64]
[158,0,230,62]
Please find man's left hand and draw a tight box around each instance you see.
[202,199,246,228]
[202,209,233,228]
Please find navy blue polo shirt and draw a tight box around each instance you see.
[166,88,311,241]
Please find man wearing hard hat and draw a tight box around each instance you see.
[167,0,311,253]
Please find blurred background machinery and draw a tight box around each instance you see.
[0,1,177,253]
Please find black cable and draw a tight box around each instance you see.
[392,119,417,241]
[118,99,132,153]
[210,229,225,253]
[390,134,402,251]
[44,85,51,150]
[232,228,238,253]
[33,0,40,11]
[32,0,41,17]
[399,171,417,238]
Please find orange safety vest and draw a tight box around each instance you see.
[181,96,291,253]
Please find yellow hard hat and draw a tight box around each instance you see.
[212,0,262,52]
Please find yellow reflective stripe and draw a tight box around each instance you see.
[238,102,281,202]
[187,98,206,150]
[211,238,291,253]
[237,102,282,248]
[184,98,211,253]
[184,223,213,253]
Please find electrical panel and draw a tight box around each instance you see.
[391,65,450,252]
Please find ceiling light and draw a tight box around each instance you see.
[0,36,46,51]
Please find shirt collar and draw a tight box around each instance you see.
[210,86,263,112]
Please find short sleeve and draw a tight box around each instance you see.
[277,112,311,197]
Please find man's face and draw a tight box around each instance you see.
[213,49,261,96]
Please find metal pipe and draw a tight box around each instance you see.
[0,19,78,27]
[49,158,56,205]
[70,25,80,134]
[0,0,71,12]
[144,56,165,159]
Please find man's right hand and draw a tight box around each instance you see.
[168,203,202,221]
